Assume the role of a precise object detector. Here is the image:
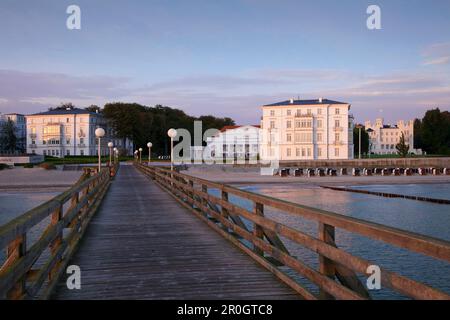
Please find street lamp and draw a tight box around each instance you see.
[167,128,177,171]
[147,142,153,165]
[134,150,138,161]
[355,124,363,159]
[113,147,118,163]
[95,128,105,173]
[108,142,114,166]
[139,148,143,163]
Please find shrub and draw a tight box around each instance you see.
[24,163,34,168]
[39,162,57,170]
[0,163,10,170]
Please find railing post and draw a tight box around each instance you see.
[188,180,194,206]
[201,184,208,211]
[49,204,63,280]
[318,222,336,300]
[6,234,27,299]
[253,202,264,256]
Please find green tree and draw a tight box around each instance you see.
[353,125,369,157]
[0,119,17,153]
[420,108,450,155]
[49,102,75,111]
[396,132,409,157]
[85,105,101,113]
[413,118,423,150]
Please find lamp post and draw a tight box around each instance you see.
[167,129,177,171]
[113,147,118,164]
[355,124,362,159]
[147,142,153,165]
[134,150,138,161]
[95,128,105,173]
[108,142,114,166]
[139,148,143,163]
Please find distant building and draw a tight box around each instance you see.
[364,118,421,155]
[260,98,354,160]
[26,107,133,158]
[0,113,27,153]
[206,125,261,162]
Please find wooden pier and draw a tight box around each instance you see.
[1,162,450,300]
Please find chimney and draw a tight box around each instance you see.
[319,97,323,103]
[289,98,294,104]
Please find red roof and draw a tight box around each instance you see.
[219,125,260,132]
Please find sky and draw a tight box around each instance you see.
[0,0,449,125]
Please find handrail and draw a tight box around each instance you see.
[135,163,450,300]
[0,162,119,299]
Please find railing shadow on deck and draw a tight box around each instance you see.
[135,162,450,300]
[0,163,119,300]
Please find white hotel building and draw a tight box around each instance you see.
[26,107,133,157]
[365,118,421,155]
[260,98,354,160]
[206,125,261,162]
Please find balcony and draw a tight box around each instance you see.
[333,141,345,146]
[28,144,37,149]
[294,113,313,118]
[29,133,37,139]
[77,143,86,148]
[334,127,344,132]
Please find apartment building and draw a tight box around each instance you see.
[364,118,421,155]
[26,107,133,158]
[260,98,354,160]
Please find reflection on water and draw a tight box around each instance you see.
[232,183,450,299]
[350,183,450,201]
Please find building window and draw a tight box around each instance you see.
[270,121,276,129]
[295,120,301,128]
[296,148,300,157]
[43,150,47,156]
[335,108,340,115]
[66,139,70,144]
[318,147,322,157]
[270,110,275,116]
[287,110,291,116]
[286,133,292,142]
[317,133,322,142]
[317,109,322,115]
[287,120,292,128]
[67,150,70,156]
[287,148,291,157]
[307,109,311,115]
[80,150,84,156]
[301,148,305,157]
[66,118,70,123]
[307,148,311,157]
[335,133,340,142]
[317,120,322,128]
[335,120,340,127]
[335,148,340,156]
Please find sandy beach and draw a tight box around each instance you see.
[0,167,82,191]
[183,165,450,186]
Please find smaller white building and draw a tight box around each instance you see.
[365,118,421,155]
[206,125,261,163]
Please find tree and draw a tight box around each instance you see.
[102,102,236,156]
[396,132,409,157]
[85,105,101,113]
[420,108,450,155]
[0,119,17,153]
[353,125,369,156]
[413,118,423,150]
[49,102,75,111]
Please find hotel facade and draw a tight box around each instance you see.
[26,107,133,158]
[364,118,421,155]
[206,125,261,162]
[260,98,354,161]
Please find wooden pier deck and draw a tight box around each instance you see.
[52,165,299,299]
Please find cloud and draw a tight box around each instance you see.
[422,42,450,66]
[0,67,449,125]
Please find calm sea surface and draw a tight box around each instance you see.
[228,183,450,299]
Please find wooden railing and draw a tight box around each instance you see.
[0,163,119,299]
[136,163,450,300]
